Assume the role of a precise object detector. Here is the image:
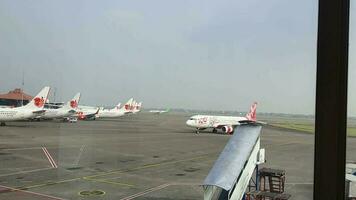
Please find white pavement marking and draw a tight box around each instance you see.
[120,183,171,200]
[0,184,68,200]
[42,147,58,168]
[1,147,43,151]
[0,167,53,177]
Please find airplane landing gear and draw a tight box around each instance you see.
[0,122,6,126]
[195,128,200,134]
[212,128,217,133]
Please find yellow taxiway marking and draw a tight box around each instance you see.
[83,154,211,180]
[120,182,201,200]
[18,178,82,190]
[11,154,213,190]
[83,178,135,187]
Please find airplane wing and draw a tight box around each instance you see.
[85,108,100,119]
[237,120,267,125]
[213,122,240,128]
[84,113,96,119]
[213,120,267,128]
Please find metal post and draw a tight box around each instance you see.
[314,0,349,199]
[256,165,259,191]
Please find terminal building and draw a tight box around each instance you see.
[0,88,33,107]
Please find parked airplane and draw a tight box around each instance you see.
[122,98,135,114]
[0,87,51,126]
[149,108,170,114]
[41,93,81,120]
[96,102,125,118]
[186,102,261,134]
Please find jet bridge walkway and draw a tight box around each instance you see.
[202,125,265,200]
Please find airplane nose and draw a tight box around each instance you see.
[186,120,191,126]
[186,120,193,127]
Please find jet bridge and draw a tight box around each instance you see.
[203,125,265,200]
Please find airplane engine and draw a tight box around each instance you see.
[222,126,234,134]
[77,112,85,120]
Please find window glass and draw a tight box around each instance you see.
[0,1,317,199]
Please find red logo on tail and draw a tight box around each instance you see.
[246,102,257,121]
[124,104,130,110]
[70,100,78,108]
[34,97,45,108]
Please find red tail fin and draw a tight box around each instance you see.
[245,102,257,121]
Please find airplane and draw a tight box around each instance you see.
[40,93,81,120]
[186,102,262,134]
[96,102,124,118]
[78,98,131,119]
[0,87,51,126]
[149,108,170,114]
[121,98,135,114]
[96,98,138,118]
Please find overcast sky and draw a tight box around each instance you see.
[0,0,355,115]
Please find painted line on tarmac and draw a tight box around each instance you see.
[120,183,171,200]
[42,147,58,168]
[0,184,68,200]
[81,154,211,188]
[2,145,86,151]
[1,147,43,151]
[0,167,53,177]
[83,178,135,187]
[19,178,82,190]
[83,154,211,180]
[169,182,200,186]
[17,154,212,191]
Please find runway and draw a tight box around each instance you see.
[0,112,355,199]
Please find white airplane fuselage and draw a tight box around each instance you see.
[0,107,39,121]
[186,115,247,129]
[41,108,75,119]
[187,102,258,134]
[97,109,125,118]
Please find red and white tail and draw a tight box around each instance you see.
[132,100,137,110]
[123,98,134,112]
[245,102,257,121]
[66,93,81,109]
[23,87,50,109]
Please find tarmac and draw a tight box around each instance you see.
[0,112,355,200]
